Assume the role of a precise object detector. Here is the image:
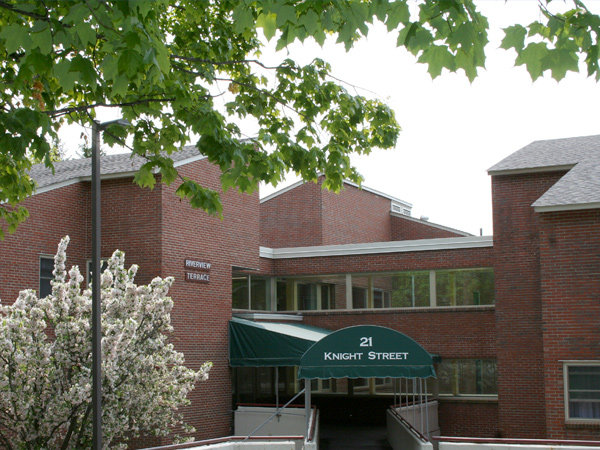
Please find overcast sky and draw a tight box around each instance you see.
[256,0,600,236]
[69,1,600,237]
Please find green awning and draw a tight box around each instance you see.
[298,325,436,380]
[229,317,332,367]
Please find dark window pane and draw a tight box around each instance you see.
[232,276,249,309]
[298,283,317,310]
[391,272,430,308]
[568,366,600,419]
[39,257,54,298]
[250,277,268,311]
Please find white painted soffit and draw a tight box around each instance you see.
[534,202,600,213]
[260,235,493,259]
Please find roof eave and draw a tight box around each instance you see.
[533,202,600,213]
[260,235,493,259]
[488,164,576,176]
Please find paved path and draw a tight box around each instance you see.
[319,423,393,450]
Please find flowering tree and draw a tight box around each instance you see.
[0,236,211,450]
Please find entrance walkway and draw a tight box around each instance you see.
[319,423,392,450]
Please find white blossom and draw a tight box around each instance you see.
[0,236,211,449]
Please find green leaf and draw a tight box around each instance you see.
[542,48,580,81]
[0,24,33,54]
[75,22,97,47]
[275,4,297,27]
[52,60,78,92]
[501,25,527,52]
[256,12,277,41]
[232,3,256,35]
[133,163,156,189]
[385,2,410,31]
[418,45,456,78]
[30,21,52,55]
[515,42,549,81]
[111,75,129,98]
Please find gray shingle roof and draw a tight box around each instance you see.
[30,145,203,192]
[488,135,600,211]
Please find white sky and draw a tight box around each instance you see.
[65,0,600,237]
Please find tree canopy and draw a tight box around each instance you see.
[1,0,599,238]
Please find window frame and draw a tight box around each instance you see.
[438,358,498,398]
[563,361,600,423]
[39,255,55,298]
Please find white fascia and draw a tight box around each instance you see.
[487,164,575,176]
[260,235,493,259]
[533,201,600,213]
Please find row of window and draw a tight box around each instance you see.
[233,359,498,403]
[233,361,600,422]
[232,269,494,311]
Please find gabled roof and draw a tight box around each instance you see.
[488,135,600,212]
[29,145,204,195]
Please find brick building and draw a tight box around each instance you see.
[0,135,599,444]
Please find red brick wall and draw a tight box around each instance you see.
[269,246,494,277]
[491,171,567,438]
[260,181,322,248]
[321,184,391,245]
[539,209,600,440]
[438,400,499,437]
[98,177,163,285]
[160,158,261,440]
[0,183,89,303]
[391,216,467,241]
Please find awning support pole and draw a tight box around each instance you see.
[419,379,423,434]
[275,367,279,411]
[305,380,312,439]
[242,387,306,442]
[425,380,430,439]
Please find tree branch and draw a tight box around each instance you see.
[0,1,51,22]
[170,54,284,70]
[44,97,177,118]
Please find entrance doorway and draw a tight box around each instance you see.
[319,423,392,450]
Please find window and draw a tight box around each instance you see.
[232,275,270,310]
[39,257,54,298]
[352,287,367,309]
[297,282,334,310]
[373,289,390,308]
[565,363,600,421]
[390,272,430,308]
[438,359,497,397]
[436,269,494,307]
[298,283,318,310]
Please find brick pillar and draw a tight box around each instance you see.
[492,171,566,438]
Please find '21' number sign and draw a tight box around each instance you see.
[359,337,373,347]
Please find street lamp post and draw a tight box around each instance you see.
[91,118,128,450]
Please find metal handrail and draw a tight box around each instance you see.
[242,388,306,442]
[140,435,305,450]
[432,436,600,447]
[388,406,429,443]
[306,407,318,442]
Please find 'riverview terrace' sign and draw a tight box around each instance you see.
[184,259,211,284]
